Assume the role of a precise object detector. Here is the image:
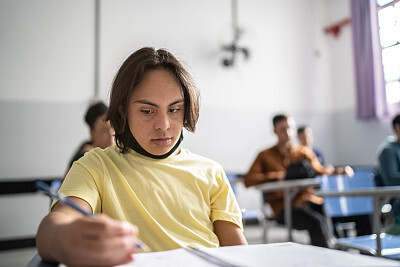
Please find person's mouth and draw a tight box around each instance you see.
[151,137,172,146]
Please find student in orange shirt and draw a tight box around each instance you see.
[244,114,352,247]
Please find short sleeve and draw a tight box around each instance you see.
[209,168,244,231]
[51,154,102,213]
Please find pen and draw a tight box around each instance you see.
[184,246,244,267]
[35,180,151,252]
[35,180,92,216]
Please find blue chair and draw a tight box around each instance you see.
[334,233,400,259]
[320,168,375,218]
[320,168,400,259]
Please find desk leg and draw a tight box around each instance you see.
[284,188,292,241]
[373,196,382,256]
[284,188,299,242]
[262,202,268,243]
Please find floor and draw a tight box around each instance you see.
[0,224,309,267]
[0,247,38,267]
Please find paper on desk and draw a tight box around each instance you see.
[60,243,399,267]
[119,242,400,267]
[117,246,248,267]
[57,246,246,267]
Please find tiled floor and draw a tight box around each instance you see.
[243,223,310,245]
[0,224,310,267]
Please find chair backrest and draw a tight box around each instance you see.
[226,173,263,209]
[226,173,243,195]
[226,173,267,226]
[319,168,375,217]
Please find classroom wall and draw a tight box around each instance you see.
[321,0,393,166]
[0,0,394,240]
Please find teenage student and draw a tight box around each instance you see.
[36,47,247,267]
[296,125,372,238]
[244,114,353,248]
[67,101,115,168]
[377,113,400,234]
[297,125,327,166]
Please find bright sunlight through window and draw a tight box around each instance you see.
[377,0,400,104]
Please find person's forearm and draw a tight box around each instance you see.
[332,166,353,176]
[213,220,247,246]
[36,212,73,263]
[244,171,284,187]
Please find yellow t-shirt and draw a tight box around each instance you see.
[55,146,243,252]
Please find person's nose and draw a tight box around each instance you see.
[285,129,293,140]
[154,112,170,131]
[285,130,290,137]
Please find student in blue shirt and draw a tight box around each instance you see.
[297,125,326,166]
[377,114,400,234]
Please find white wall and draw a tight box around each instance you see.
[0,0,395,240]
[0,1,95,102]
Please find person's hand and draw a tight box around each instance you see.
[343,166,354,177]
[336,166,354,177]
[55,214,139,267]
[276,171,286,180]
[324,164,335,175]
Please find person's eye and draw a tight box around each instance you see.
[141,109,153,115]
[169,107,180,113]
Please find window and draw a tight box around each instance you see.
[376,0,400,104]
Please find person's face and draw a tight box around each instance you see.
[298,127,313,147]
[91,115,116,149]
[395,123,400,136]
[126,69,184,156]
[274,118,295,145]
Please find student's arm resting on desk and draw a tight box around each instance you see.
[36,197,139,267]
[334,166,354,176]
[308,148,354,177]
[244,154,285,187]
[244,171,285,187]
[213,220,248,246]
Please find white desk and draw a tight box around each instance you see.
[254,178,320,241]
[315,185,400,256]
[130,242,400,266]
[28,243,400,267]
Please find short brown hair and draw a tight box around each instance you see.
[85,101,107,130]
[106,47,200,153]
[392,113,400,131]
[272,114,288,127]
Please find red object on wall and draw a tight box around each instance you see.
[324,18,351,38]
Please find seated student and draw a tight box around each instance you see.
[297,125,327,166]
[377,113,400,235]
[244,114,353,248]
[297,125,372,238]
[36,47,247,266]
[68,101,116,168]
